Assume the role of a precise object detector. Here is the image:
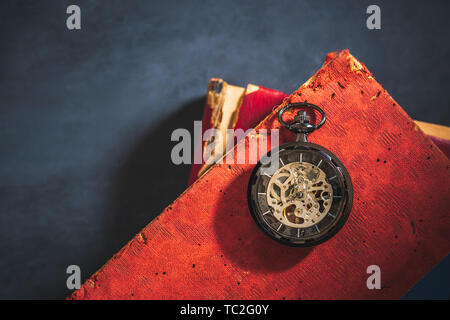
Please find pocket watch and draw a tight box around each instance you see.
[247,102,353,247]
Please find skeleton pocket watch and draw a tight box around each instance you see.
[247,103,353,247]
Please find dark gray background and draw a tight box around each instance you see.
[0,0,448,299]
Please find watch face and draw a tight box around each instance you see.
[247,142,353,247]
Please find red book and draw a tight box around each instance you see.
[71,50,450,300]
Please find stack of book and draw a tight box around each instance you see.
[71,50,450,300]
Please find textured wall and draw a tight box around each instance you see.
[0,0,448,299]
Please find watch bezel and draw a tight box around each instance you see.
[247,141,353,247]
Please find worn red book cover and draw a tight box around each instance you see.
[71,50,450,300]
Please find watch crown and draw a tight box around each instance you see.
[290,111,315,134]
